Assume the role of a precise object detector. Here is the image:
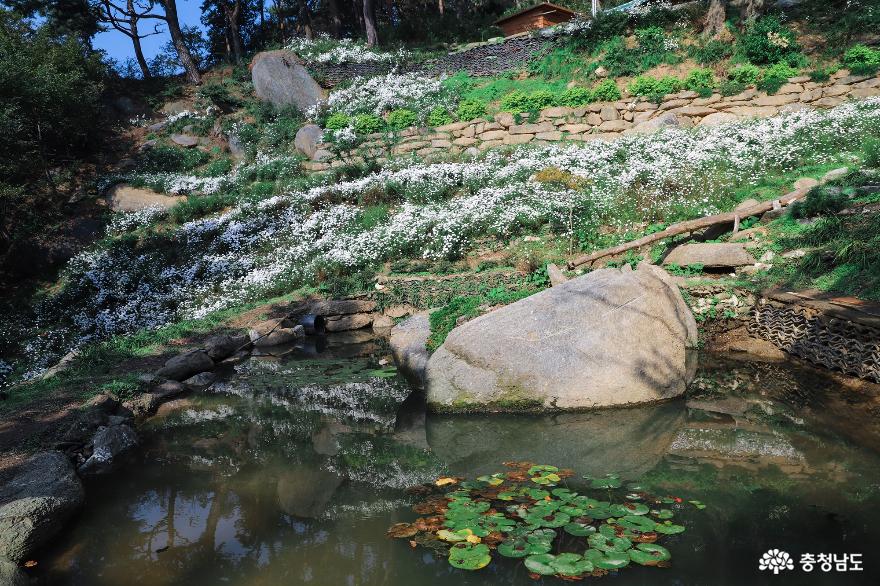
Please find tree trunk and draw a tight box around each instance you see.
[703,0,726,37]
[737,0,764,22]
[223,0,244,64]
[567,188,808,269]
[327,0,342,37]
[438,0,444,16]
[162,0,201,84]
[363,0,378,46]
[127,0,151,78]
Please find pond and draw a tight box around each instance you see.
[38,334,880,585]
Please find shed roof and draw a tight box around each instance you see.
[494,3,579,26]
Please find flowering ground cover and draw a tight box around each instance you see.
[1,98,875,383]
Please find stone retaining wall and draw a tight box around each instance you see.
[303,71,880,171]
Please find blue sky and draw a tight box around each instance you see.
[93,1,206,63]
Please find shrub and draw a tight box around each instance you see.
[202,157,233,177]
[808,67,833,82]
[387,108,418,131]
[843,45,880,75]
[427,106,453,127]
[591,79,621,102]
[757,62,798,94]
[788,186,849,219]
[865,137,880,168]
[740,16,801,65]
[628,75,682,102]
[684,68,716,96]
[353,114,383,135]
[325,112,351,130]
[529,90,557,110]
[719,80,747,97]
[728,64,762,85]
[197,84,241,110]
[559,86,594,107]
[500,91,530,112]
[568,10,628,52]
[139,145,209,173]
[457,99,486,121]
[689,39,733,65]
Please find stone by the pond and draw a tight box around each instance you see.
[820,167,849,184]
[546,263,568,286]
[663,243,755,268]
[154,349,215,381]
[77,424,138,476]
[204,333,249,361]
[250,322,305,347]
[251,50,323,112]
[276,466,342,519]
[301,298,377,316]
[0,560,27,585]
[325,313,373,332]
[425,265,697,411]
[390,312,431,390]
[122,380,186,418]
[105,183,185,212]
[183,371,217,387]
[0,452,84,563]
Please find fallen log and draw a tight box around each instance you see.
[567,188,808,270]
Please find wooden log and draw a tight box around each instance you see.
[567,188,807,270]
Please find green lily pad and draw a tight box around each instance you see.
[599,524,617,539]
[551,553,594,576]
[481,513,516,532]
[528,465,559,475]
[563,521,597,536]
[585,548,632,570]
[497,536,551,558]
[530,472,561,485]
[588,533,632,553]
[615,515,656,532]
[551,488,577,501]
[497,491,518,501]
[449,543,492,570]
[527,528,557,543]
[476,474,505,486]
[524,553,557,576]
[524,510,570,528]
[654,522,686,535]
[628,543,671,566]
[689,500,707,510]
[621,502,650,516]
[560,505,585,516]
[527,488,550,500]
[652,509,674,520]
[588,474,622,489]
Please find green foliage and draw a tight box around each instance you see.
[169,192,237,224]
[684,68,715,96]
[808,66,834,82]
[457,99,486,121]
[788,185,849,219]
[500,91,532,113]
[354,114,383,135]
[201,157,233,177]
[427,106,454,127]
[387,108,418,131]
[865,137,880,168]
[843,44,880,75]
[567,10,628,52]
[757,62,798,94]
[591,79,622,102]
[325,112,352,130]
[739,16,802,65]
[559,87,594,107]
[529,46,583,80]
[727,64,762,85]
[688,39,733,65]
[427,296,482,350]
[197,83,241,110]
[598,27,681,78]
[139,145,210,173]
[628,75,683,103]
[719,80,747,97]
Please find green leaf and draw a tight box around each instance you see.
[629,543,671,566]
[449,543,492,570]
[563,521,597,536]
[524,553,558,575]
[588,474,622,489]
[654,522,686,535]
[585,548,632,569]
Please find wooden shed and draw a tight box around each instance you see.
[494,3,579,37]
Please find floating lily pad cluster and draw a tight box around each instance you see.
[387,462,701,580]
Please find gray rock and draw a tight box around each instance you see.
[324,313,373,332]
[663,243,755,268]
[154,350,214,381]
[793,177,819,191]
[294,124,324,159]
[0,452,84,563]
[182,371,217,388]
[105,183,185,212]
[698,112,741,127]
[546,263,569,286]
[301,299,377,316]
[628,112,679,134]
[160,100,190,115]
[390,312,431,390]
[250,323,304,347]
[77,425,138,476]
[204,333,249,361]
[0,560,28,585]
[425,266,697,411]
[170,134,199,148]
[122,381,185,418]
[820,167,849,184]
[251,50,323,112]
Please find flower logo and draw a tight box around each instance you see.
[759,549,794,574]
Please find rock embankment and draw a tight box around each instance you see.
[398,265,698,412]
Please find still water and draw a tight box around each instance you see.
[40,334,880,585]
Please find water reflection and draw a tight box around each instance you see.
[39,345,880,585]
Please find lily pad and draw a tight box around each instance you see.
[588,533,632,553]
[524,510,570,528]
[652,509,674,520]
[524,553,558,576]
[552,488,577,501]
[449,543,492,570]
[481,513,516,532]
[476,474,505,486]
[588,474,622,489]
[524,553,593,577]
[386,523,418,538]
[654,522,686,535]
[616,515,656,532]
[689,500,707,510]
[527,488,550,500]
[437,528,481,543]
[497,537,551,558]
[585,548,632,570]
[621,502,650,516]
[528,465,559,475]
[563,521,597,536]
[629,543,671,566]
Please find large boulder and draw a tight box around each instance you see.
[251,50,323,112]
[389,312,431,390]
[105,183,185,212]
[154,349,215,381]
[663,243,755,269]
[0,452,84,563]
[425,265,697,412]
[294,124,324,159]
[77,424,139,476]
